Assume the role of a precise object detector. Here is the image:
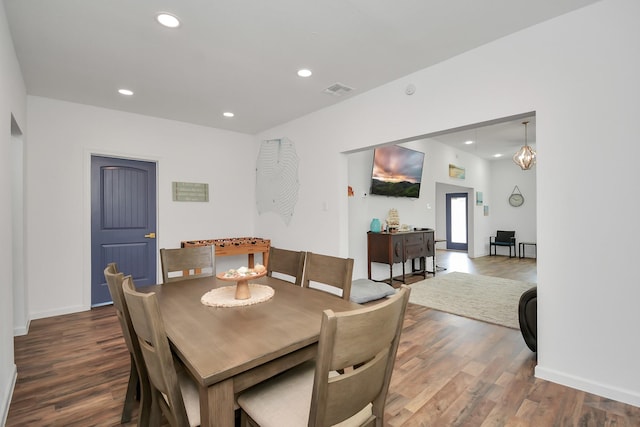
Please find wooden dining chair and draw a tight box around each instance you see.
[237,285,411,427]
[103,263,151,425]
[122,275,201,427]
[302,252,354,300]
[160,245,215,284]
[266,246,306,286]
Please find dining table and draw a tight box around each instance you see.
[139,274,361,427]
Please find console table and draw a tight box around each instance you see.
[367,230,435,285]
[181,237,270,268]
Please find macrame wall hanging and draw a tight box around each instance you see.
[255,138,299,225]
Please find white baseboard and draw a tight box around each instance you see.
[536,365,640,408]
[13,318,30,336]
[30,304,88,321]
[1,364,17,426]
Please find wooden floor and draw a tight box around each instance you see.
[7,251,640,426]
[427,249,537,284]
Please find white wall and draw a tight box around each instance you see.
[0,1,27,422]
[489,158,537,247]
[347,136,511,281]
[256,0,640,407]
[25,97,258,319]
[347,140,436,281]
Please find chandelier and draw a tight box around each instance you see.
[513,121,536,170]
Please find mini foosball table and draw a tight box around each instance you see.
[181,237,270,268]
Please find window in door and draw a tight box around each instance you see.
[446,193,468,251]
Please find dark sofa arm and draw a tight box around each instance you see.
[518,286,537,352]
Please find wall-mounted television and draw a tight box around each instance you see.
[370,145,425,198]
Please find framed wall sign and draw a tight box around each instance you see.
[172,182,209,202]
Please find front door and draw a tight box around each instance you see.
[91,156,157,306]
[445,192,468,251]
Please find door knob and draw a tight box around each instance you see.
[144,232,156,239]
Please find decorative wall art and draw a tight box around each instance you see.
[256,138,299,225]
[172,182,209,202]
[484,205,490,216]
[476,191,483,206]
[449,164,465,179]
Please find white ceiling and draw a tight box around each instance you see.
[5,0,597,137]
[428,114,537,161]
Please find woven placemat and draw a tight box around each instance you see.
[201,284,274,307]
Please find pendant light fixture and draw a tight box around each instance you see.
[513,121,536,170]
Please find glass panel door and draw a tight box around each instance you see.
[446,193,468,251]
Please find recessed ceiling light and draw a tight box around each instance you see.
[297,69,312,78]
[223,112,234,118]
[493,153,503,158]
[156,13,180,28]
[118,89,134,96]
[465,140,474,145]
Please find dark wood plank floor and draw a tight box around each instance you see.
[7,251,640,426]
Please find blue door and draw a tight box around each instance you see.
[445,192,468,251]
[91,156,157,306]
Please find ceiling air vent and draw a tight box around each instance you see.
[323,83,354,97]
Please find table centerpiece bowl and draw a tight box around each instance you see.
[216,269,267,300]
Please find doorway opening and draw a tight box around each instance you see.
[446,192,468,251]
[11,114,27,335]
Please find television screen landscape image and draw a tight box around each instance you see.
[370,145,425,198]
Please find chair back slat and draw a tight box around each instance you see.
[122,276,191,427]
[309,285,410,426]
[160,246,215,283]
[104,264,137,353]
[103,263,151,424]
[266,247,306,286]
[302,252,354,300]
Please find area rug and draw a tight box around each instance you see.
[408,272,535,329]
